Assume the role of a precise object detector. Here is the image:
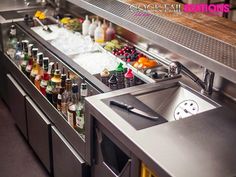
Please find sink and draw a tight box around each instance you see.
[134,83,219,122]
[0,8,40,20]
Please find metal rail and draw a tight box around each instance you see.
[66,0,236,83]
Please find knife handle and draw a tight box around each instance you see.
[110,100,134,110]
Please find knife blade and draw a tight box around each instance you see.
[110,100,159,120]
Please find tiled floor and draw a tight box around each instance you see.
[0,99,50,177]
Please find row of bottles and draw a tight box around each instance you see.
[82,15,116,43]
[100,63,136,90]
[6,27,87,135]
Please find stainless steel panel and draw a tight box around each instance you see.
[26,96,52,173]
[67,0,236,84]
[6,74,27,139]
[52,126,88,177]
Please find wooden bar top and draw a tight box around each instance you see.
[120,0,236,46]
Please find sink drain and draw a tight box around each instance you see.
[174,100,199,120]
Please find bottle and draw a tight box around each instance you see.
[34,52,44,89]
[48,62,55,79]
[14,42,24,66]
[61,66,67,90]
[6,24,18,59]
[76,81,88,134]
[100,68,110,86]
[106,22,116,41]
[20,40,29,74]
[68,83,79,129]
[57,87,65,112]
[116,63,125,89]
[29,48,39,82]
[88,18,97,38]
[46,80,54,103]
[40,57,50,96]
[94,21,105,43]
[51,62,62,86]
[82,15,91,36]
[108,74,118,90]
[124,68,135,87]
[25,44,34,78]
[102,19,108,41]
[61,71,72,116]
[94,16,99,26]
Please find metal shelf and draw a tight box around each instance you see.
[66,0,236,83]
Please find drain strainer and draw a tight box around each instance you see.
[174,100,199,120]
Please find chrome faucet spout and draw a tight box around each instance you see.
[169,61,215,95]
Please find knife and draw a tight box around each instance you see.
[110,100,159,120]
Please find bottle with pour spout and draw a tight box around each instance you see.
[124,68,135,87]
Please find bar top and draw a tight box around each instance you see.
[121,0,236,46]
[86,82,236,177]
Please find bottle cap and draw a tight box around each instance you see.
[28,44,34,56]
[124,69,134,79]
[72,83,79,93]
[32,48,38,57]
[37,52,44,65]
[100,68,110,77]
[43,57,49,70]
[116,63,124,72]
[108,74,117,84]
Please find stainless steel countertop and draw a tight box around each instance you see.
[86,82,236,177]
[0,0,36,12]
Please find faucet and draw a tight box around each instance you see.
[169,61,215,95]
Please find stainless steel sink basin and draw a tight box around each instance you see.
[134,83,219,122]
[0,8,40,20]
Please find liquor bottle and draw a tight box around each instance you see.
[25,44,34,78]
[76,81,88,134]
[34,52,44,89]
[46,80,54,103]
[48,62,55,79]
[6,24,18,59]
[61,71,72,117]
[29,48,39,82]
[40,57,50,96]
[57,87,65,112]
[14,41,23,62]
[51,62,62,85]
[61,66,67,90]
[20,40,29,74]
[68,83,79,129]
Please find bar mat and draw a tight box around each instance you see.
[102,94,167,130]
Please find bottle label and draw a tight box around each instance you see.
[61,102,67,115]
[7,48,16,59]
[68,111,75,127]
[26,65,32,72]
[10,29,16,36]
[76,109,84,129]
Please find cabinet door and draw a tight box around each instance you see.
[6,74,27,139]
[26,96,52,173]
[52,126,89,177]
[0,52,7,101]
